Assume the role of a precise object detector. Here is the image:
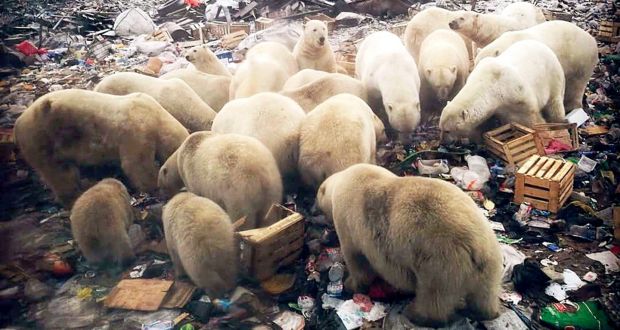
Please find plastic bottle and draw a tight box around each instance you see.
[450,155,490,191]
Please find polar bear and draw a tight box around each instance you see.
[160,68,231,112]
[230,41,298,99]
[185,44,232,77]
[418,29,469,118]
[157,132,282,230]
[356,31,421,141]
[280,71,368,113]
[500,2,546,29]
[293,20,339,73]
[14,90,189,207]
[475,21,598,112]
[403,7,473,62]
[316,163,503,327]
[448,8,537,48]
[282,69,329,90]
[298,94,385,188]
[163,192,237,297]
[211,93,306,183]
[439,40,565,140]
[94,72,216,132]
[70,178,135,267]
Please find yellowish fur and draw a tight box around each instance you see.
[163,192,237,297]
[94,72,216,131]
[14,89,188,207]
[160,68,231,112]
[317,164,503,327]
[298,94,385,188]
[185,45,232,77]
[293,20,339,73]
[158,132,282,230]
[70,178,135,266]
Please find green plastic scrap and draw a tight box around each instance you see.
[496,234,522,244]
[540,301,613,330]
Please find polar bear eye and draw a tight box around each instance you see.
[461,111,466,120]
[313,28,317,32]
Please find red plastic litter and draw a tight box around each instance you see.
[15,41,47,56]
[353,294,373,312]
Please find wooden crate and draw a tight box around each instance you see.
[542,9,572,22]
[304,13,335,32]
[533,123,578,153]
[483,123,544,166]
[256,17,276,31]
[514,155,576,213]
[390,21,408,38]
[237,205,304,281]
[335,52,356,76]
[598,21,620,42]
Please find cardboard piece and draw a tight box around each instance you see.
[104,279,173,311]
[161,281,196,309]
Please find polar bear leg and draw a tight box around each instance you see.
[111,232,135,267]
[543,96,566,122]
[564,78,587,112]
[119,142,158,193]
[341,234,377,292]
[40,161,82,206]
[465,284,501,320]
[404,272,462,327]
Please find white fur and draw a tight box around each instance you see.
[185,45,231,77]
[160,68,231,112]
[356,31,421,138]
[293,20,339,73]
[476,21,598,112]
[440,40,565,138]
[500,2,546,29]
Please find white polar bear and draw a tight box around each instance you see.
[211,92,306,184]
[280,70,368,113]
[403,7,473,62]
[185,45,232,77]
[94,72,217,132]
[282,69,330,90]
[418,29,470,118]
[356,31,421,141]
[475,21,598,112]
[448,6,542,48]
[298,94,386,188]
[160,68,230,112]
[439,40,565,139]
[500,2,546,29]
[230,41,298,99]
[293,20,340,73]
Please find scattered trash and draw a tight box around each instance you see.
[586,251,620,274]
[540,301,613,330]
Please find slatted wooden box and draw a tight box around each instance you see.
[483,123,544,166]
[598,21,620,43]
[515,155,576,213]
[237,205,304,281]
[533,123,578,153]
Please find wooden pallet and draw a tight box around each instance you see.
[598,21,620,43]
[483,123,544,166]
[514,155,575,213]
[256,17,276,31]
[533,123,578,153]
[542,9,572,22]
[237,205,304,281]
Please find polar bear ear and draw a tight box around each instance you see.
[461,109,468,121]
[450,66,456,74]
[494,50,500,57]
[426,68,432,75]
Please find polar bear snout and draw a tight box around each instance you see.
[449,20,459,29]
[319,37,325,45]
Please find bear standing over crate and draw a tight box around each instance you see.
[316,164,503,327]
[163,192,237,297]
[157,132,282,230]
[439,40,565,140]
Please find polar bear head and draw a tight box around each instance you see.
[425,66,458,101]
[448,11,479,32]
[157,150,184,198]
[303,20,328,48]
[185,45,218,66]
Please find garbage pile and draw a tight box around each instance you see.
[1,0,620,329]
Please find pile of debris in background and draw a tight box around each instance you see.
[1,0,619,329]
